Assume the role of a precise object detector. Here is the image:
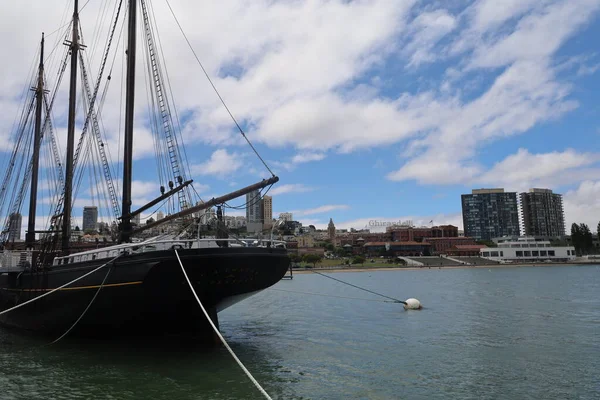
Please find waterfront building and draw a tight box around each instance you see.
[262,195,272,230]
[7,213,22,242]
[425,236,477,254]
[480,236,575,262]
[520,188,565,238]
[388,225,458,242]
[82,206,98,232]
[461,189,520,241]
[246,189,263,233]
[446,244,488,256]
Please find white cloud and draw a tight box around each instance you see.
[577,62,600,76]
[469,0,600,69]
[191,149,243,177]
[476,148,600,191]
[271,152,326,172]
[269,184,315,196]
[294,204,350,217]
[291,152,326,164]
[404,9,457,67]
[387,0,598,185]
[563,181,600,231]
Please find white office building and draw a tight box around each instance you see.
[480,236,576,262]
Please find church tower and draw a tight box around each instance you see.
[327,218,336,241]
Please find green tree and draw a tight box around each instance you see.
[325,243,334,251]
[334,247,346,257]
[302,254,323,268]
[597,221,600,252]
[352,256,366,266]
[571,223,582,255]
[580,223,594,255]
[288,253,301,264]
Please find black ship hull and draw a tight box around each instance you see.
[0,246,289,339]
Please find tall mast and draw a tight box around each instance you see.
[62,0,80,252]
[119,0,137,243]
[25,33,45,248]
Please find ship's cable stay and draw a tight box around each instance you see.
[74,54,120,220]
[0,97,36,233]
[163,0,276,178]
[0,254,121,317]
[71,1,123,216]
[50,263,113,344]
[0,48,39,178]
[270,288,401,303]
[141,30,168,192]
[0,100,37,243]
[88,0,114,61]
[140,0,191,212]
[310,271,407,305]
[46,1,122,242]
[43,96,65,185]
[146,0,193,203]
[174,249,274,400]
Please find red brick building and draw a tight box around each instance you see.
[446,244,487,256]
[387,225,459,242]
[425,237,477,255]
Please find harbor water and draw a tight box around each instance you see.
[1,265,599,399]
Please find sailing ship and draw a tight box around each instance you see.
[0,0,289,340]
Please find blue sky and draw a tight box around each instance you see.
[1,0,600,235]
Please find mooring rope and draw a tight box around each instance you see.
[50,263,114,344]
[270,288,399,303]
[310,270,407,305]
[173,249,273,400]
[0,254,121,317]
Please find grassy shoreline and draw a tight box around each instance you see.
[290,262,598,274]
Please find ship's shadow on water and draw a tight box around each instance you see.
[0,326,303,400]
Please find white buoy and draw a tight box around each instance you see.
[404,298,422,310]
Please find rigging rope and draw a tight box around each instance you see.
[0,254,121,317]
[270,288,399,303]
[173,249,273,400]
[310,270,407,305]
[163,0,275,178]
[50,263,114,344]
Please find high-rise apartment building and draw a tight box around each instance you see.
[461,188,520,241]
[82,206,98,232]
[8,213,22,241]
[262,195,272,230]
[246,189,263,233]
[520,188,565,238]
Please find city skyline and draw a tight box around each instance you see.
[1,1,600,238]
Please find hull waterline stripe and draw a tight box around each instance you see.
[0,281,142,292]
[0,254,121,317]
